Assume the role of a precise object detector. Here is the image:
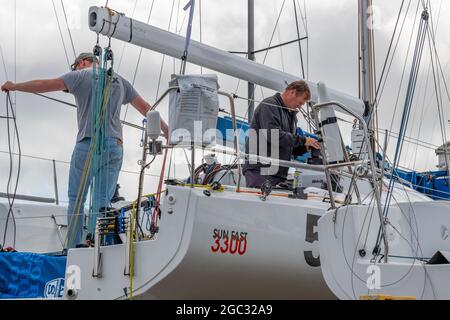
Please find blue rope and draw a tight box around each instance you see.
[88,45,114,235]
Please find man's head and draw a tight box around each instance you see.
[71,52,98,71]
[281,80,311,111]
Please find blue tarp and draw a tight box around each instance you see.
[0,252,66,299]
[395,168,450,200]
[216,116,249,149]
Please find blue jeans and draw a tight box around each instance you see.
[66,137,123,249]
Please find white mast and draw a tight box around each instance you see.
[88,6,365,116]
[358,0,375,123]
[247,0,255,122]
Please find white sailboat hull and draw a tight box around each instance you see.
[318,201,450,299]
[66,185,335,299]
[0,178,434,299]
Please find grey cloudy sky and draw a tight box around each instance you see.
[0,0,449,203]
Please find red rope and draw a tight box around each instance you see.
[152,148,169,228]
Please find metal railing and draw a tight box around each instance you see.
[311,100,389,263]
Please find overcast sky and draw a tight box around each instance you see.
[0,0,449,203]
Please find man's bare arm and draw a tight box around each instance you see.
[131,95,169,139]
[1,79,66,93]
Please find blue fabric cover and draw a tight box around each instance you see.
[0,252,66,299]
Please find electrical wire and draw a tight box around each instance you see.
[1,92,21,250]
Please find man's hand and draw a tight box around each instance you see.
[1,81,15,92]
[305,137,321,150]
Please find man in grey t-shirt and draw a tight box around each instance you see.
[2,52,168,249]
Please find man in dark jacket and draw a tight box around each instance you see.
[243,80,320,188]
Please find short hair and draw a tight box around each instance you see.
[286,80,311,100]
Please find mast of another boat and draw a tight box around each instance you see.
[358,0,377,154]
[247,0,255,122]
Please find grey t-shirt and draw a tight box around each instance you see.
[59,68,139,142]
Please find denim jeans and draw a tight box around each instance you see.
[66,137,123,248]
[244,169,285,188]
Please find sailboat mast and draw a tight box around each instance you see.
[359,0,371,109]
[359,0,378,159]
[248,0,255,122]
[359,0,373,121]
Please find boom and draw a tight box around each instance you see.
[88,6,365,116]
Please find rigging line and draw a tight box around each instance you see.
[388,198,436,300]
[404,57,431,167]
[412,0,444,168]
[410,59,437,168]
[377,12,428,252]
[374,0,413,118]
[12,0,17,171]
[235,93,438,150]
[60,0,76,59]
[293,0,308,79]
[0,149,165,180]
[427,0,442,41]
[0,44,9,80]
[295,0,308,32]
[292,0,305,79]
[122,0,156,123]
[51,0,71,69]
[14,0,16,85]
[116,0,139,73]
[373,0,406,105]
[172,0,181,74]
[387,0,420,142]
[376,0,412,109]
[155,0,176,100]
[173,0,181,74]
[176,5,188,33]
[1,93,21,249]
[427,30,450,181]
[262,0,286,65]
[406,0,442,169]
[350,196,378,299]
[371,150,429,292]
[274,0,286,72]
[394,17,428,177]
[2,94,15,248]
[338,202,374,299]
[257,0,286,100]
[427,23,450,150]
[179,0,196,74]
[394,176,450,198]
[30,92,144,131]
[428,44,449,168]
[378,127,440,149]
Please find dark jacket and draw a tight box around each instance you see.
[243,93,308,180]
